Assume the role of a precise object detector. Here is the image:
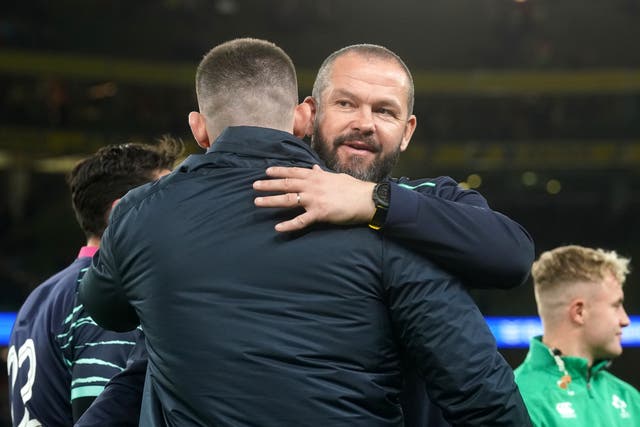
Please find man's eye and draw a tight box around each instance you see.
[377,108,395,117]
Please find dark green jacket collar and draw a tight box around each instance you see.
[527,336,610,382]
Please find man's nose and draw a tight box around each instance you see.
[621,308,631,327]
[351,107,375,133]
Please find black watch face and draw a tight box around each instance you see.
[375,183,390,206]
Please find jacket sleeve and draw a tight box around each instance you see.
[78,223,139,332]
[384,240,532,426]
[384,177,534,288]
[74,334,148,427]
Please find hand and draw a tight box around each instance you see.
[253,164,376,232]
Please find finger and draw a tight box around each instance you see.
[254,193,300,207]
[274,212,316,232]
[253,178,301,192]
[265,166,312,179]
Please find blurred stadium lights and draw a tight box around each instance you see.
[484,316,640,348]
[2,312,639,348]
[1,130,640,173]
[1,313,16,345]
[88,82,118,100]
[214,0,239,15]
[522,171,538,186]
[34,156,87,173]
[0,128,198,165]
[2,49,640,95]
[0,151,11,169]
[546,179,562,194]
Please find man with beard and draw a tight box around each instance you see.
[253,45,537,426]
[253,44,533,289]
[253,44,534,427]
[77,42,532,427]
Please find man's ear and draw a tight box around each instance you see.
[111,198,121,211]
[299,96,317,138]
[103,198,121,225]
[400,114,417,152]
[188,111,211,149]
[293,101,313,138]
[569,299,586,325]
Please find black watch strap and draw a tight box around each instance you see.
[368,182,390,230]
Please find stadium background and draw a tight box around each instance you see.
[1,1,639,424]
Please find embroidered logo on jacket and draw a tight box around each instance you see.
[612,394,630,419]
[555,402,577,419]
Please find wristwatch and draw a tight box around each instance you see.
[368,182,390,230]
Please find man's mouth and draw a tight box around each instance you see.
[340,141,377,155]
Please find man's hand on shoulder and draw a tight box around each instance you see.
[253,164,375,232]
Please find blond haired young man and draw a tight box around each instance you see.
[515,245,639,426]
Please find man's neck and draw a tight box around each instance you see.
[542,332,593,366]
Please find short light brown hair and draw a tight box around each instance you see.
[195,38,298,132]
[312,44,415,116]
[532,245,631,322]
[533,245,630,288]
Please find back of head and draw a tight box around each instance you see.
[195,38,298,134]
[312,44,415,116]
[532,245,630,324]
[68,136,183,239]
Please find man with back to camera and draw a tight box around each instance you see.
[78,38,532,426]
[7,138,181,426]
[514,245,639,426]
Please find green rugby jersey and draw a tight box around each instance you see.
[515,336,639,426]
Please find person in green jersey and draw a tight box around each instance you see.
[515,245,639,426]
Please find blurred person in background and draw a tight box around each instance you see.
[7,138,181,426]
[78,38,531,426]
[515,245,639,426]
[78,43,534,427]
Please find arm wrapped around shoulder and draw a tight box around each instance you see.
[78,250,139,332]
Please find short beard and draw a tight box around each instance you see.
[311,124,401,183]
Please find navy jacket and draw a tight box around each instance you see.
[79,126,531,426]
[387,177,533,288]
